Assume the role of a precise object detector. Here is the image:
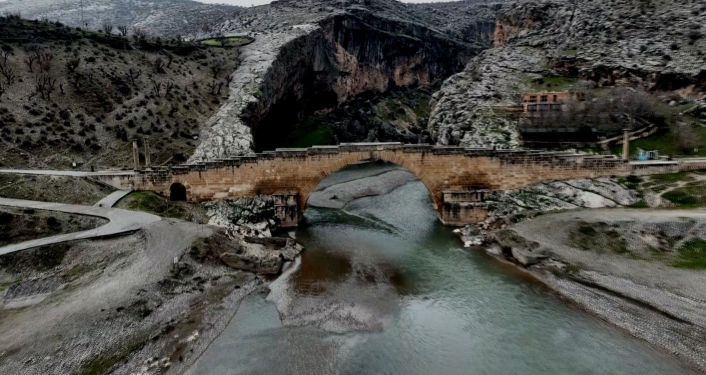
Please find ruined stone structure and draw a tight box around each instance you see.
[129,142,648,227]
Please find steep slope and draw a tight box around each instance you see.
[190,0,503,161]
[428,0,706,148]
[0,16,239,169]
[0,0,239,37]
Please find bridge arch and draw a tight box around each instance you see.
[299,158,440,215]
[296,154,442,218]
[170,182,187,201]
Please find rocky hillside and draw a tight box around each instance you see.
[429,0,706,148]
[190,0,504,160]
[0,0,239,37]
[0,15,239,169]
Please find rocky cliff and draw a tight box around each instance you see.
[0,0,238,37]
[428,0,706,148]
[190,0,502,161]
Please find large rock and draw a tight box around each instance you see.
[493,229,548,266]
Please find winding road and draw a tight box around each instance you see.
[0,196,160,256]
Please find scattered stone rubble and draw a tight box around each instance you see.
[205,196,303,274]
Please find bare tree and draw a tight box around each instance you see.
[207,80,218,95]
[39,50,53,72]
[0,82,7,101]
[35,75,57,100]
[210,60,224,79]
[0,63,16,85]
[164,51,174,68]
[24,53,37,73]
[101,22,114,35]
[66,57,80,73]
[125,68,142,86]
[117,25,129,37]
[149,75,162,97]
[153,57,165,73]
[224,74,233,87]
[165,80,175,96]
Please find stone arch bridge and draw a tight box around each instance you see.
[122,142,706,227]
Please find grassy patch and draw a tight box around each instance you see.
[74,334,148,375]
[117,191,188,219]
[650,172,695,183]
[662,185,706,208]
[610,127,706,158]
[0,279,20,294]
[524,75,578,91]
[628,200,649,208]
[0,243,73,273]
[199,36,251,47]
[673,239,706,269]
[570,221,629,254]
[279,117,335,149]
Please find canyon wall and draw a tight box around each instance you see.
[190,0,500,161]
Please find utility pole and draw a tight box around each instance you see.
[80,0,84,27]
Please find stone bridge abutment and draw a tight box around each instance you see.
[132,143,637,227]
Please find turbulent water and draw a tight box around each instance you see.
[189,163,698,375]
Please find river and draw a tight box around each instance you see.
[188,163,698,375]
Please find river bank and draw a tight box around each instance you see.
[486,209,706,372]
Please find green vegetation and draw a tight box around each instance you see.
[524,75,578,91]
[117,191,188,219]
[673,239,706,269]
[0,279,19,294]
[618,175,643,190]
[662,183,706,208]
[611,127,706,158]
[199,36,252,47]
[279,117,335,149]
[570,221,629,254]
[74,334,149,375]
[650,172,695,183]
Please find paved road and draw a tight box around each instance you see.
[0,169,135,177]
[94,190,133,208]
[0,197,160,256]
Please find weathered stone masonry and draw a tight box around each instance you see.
[131,142,648,227]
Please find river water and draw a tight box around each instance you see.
[189,163,697,375]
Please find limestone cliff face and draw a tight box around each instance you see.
[428,0,706,149]
[189,0,501,161]
[247,12,476,151]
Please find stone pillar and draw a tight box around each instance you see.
[439,190,489,226]
[144,137,152,169]
[132,140,140,170]
[622,129,630,160]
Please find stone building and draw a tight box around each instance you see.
[522,91,583,114]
